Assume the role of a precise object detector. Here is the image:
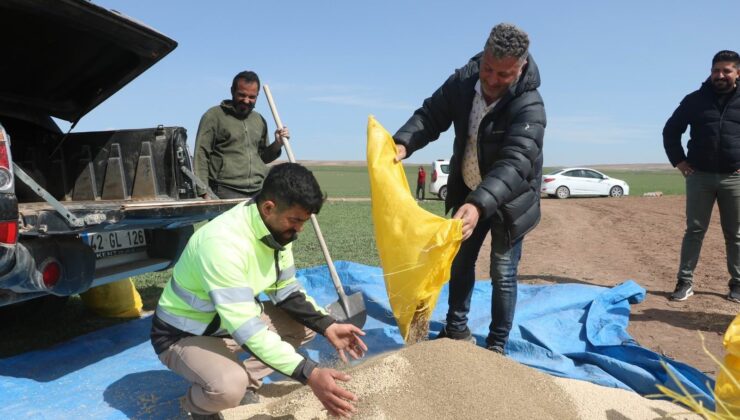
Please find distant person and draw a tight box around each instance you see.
[193,70,290,199]
[151,163,367,419]
[393,23,545,354]
[663,50,740,302]
[416,166,426,200]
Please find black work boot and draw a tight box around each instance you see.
[239,389,260,405]
[728,283,740,303]
[434,325,477,344]
[189,413,219,420]
[486,345,505,354]
[180,396,220,420]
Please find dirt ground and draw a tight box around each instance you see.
[476,195,737,377]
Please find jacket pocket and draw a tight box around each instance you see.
[501,189,540,245]
[478,126,506,168]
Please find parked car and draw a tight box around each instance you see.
[541,168,629,199]
[429,160,450,200]
[0,0,238,307]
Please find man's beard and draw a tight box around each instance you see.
[268,226,297,246]
[712,79,734,93]
[482,75,519,103]
[483,85,507,101]
[235,103,254,117]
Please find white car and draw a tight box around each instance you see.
[429,160,450,200]
[541,168,629,199]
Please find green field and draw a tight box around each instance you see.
[591,170,685,196]
[308,165,426,198]
[310,164,686,198]
[292,200,446,268]
[0,165,684,355]
[544,167,686,196]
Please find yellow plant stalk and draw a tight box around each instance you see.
[652,333,740,419]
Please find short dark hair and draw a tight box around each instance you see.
[256,163,325,214]
[712,50,740,67]
[232,71,260,90]
[484,23,529,60]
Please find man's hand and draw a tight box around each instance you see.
[677,161,694,177]
[453,203,481,241]
[324,323,368,364]
[199,192,210,200]
[274,126,290,145]
[307,367,358,418]
[394,144,407,162]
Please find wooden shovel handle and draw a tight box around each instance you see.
[262,85,349,304]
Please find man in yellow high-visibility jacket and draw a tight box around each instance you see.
[151,163,367,419]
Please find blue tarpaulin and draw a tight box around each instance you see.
[0,261,714,419]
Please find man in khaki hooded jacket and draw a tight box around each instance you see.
[193,70,289,199]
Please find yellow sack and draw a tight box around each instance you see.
[716,312,740,414]
[367,116,462,342]
[80,277,143,318]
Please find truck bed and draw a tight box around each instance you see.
[18,198,244,235]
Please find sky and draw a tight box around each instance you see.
[62,0,737,166]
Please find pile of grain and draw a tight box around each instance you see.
[220,339,700,420]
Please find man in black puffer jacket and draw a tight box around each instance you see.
[393,23,545,353]
[663,50,740,303]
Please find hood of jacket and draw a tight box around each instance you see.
[220,100,252,119]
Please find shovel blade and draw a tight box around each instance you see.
[326,292,367,329]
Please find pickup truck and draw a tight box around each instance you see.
[0,0,239,307]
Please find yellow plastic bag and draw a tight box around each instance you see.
[715,312,740,414]
[80,277,143,318]
[367,116,462,342]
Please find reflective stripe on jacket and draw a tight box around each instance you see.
[156,200,332,381]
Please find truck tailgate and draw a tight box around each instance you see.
[18,198,244,235]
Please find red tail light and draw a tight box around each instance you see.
[0,128,13,191]
[432,170,438,182]
[42,260,61,288]
[0,221,17,245]
[0,137,8,168]
[543,177,556,183]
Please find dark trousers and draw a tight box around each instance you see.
[446,217,523,348]
[677,171,740,287]
[416,184,425,200]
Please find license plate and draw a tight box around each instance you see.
[84,229,147,258]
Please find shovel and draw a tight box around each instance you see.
[262,84,367,329]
